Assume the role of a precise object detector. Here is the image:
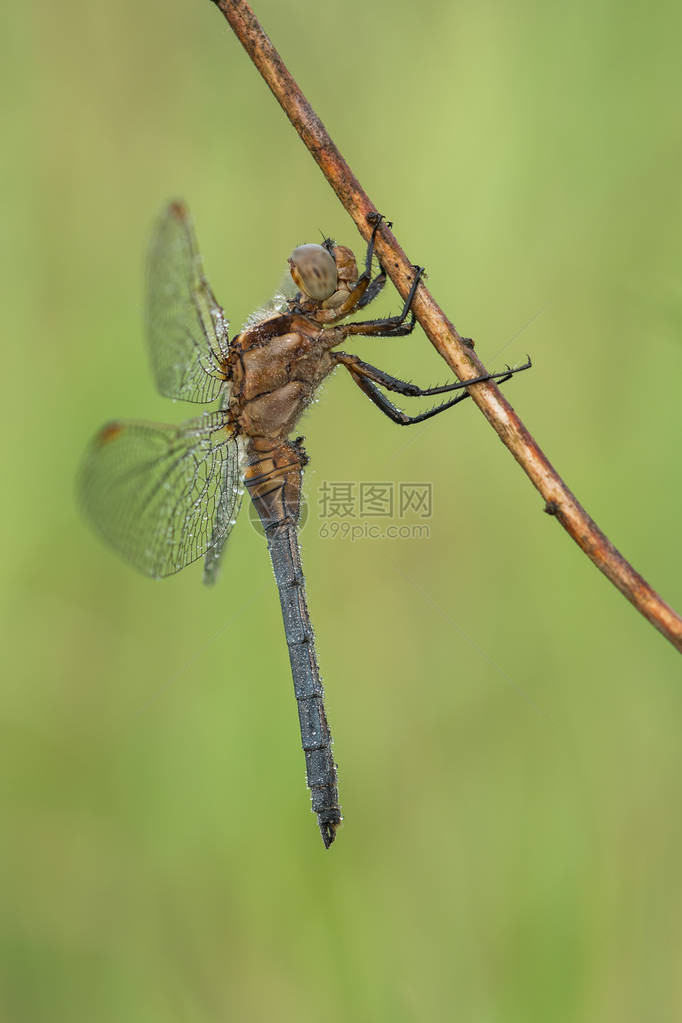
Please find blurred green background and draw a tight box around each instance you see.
[3,0,682,1019]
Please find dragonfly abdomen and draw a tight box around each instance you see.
[246,443,341,848]
[266,520,341,848]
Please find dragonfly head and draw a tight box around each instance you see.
[289,244,338,302]
[289,241,360,311]
[326,243,359,290]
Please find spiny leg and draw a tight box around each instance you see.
[356,214,390,309]
[362,213,389,275]
[339,266,425,338]
[348,373,470,425]
[334,352,531,396]
[342,357,531,426]
[320,215,389,323]
[357,269,386,310]
[341,314,418,340]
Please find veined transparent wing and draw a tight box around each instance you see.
[202,449,245,586]
[146,201,230,403]
[78,413,242,579]
[242,266,298,330]
[203,393,245,586]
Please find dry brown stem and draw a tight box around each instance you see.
[212,0,682,653]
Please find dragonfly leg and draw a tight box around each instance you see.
[319,214,389,322]
[339,266,425,338]
[346,373,472,425]
[362,212,388,275]
[356,213,390,309]
[342,313,417,339]
[337,355,531,425]
[334,352,531,397]
[357,268,387,310]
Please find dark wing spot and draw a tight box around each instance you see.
[168,200,188,220]
[97,422,124,445]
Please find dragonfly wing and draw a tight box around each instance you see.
[78,413,242,578]
[146,201,230,404]
[202,457,245,586]
[203,393,245,585]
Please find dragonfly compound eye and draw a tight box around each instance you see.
[289,244,338,302]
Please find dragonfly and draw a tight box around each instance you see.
[78,202,530,848]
